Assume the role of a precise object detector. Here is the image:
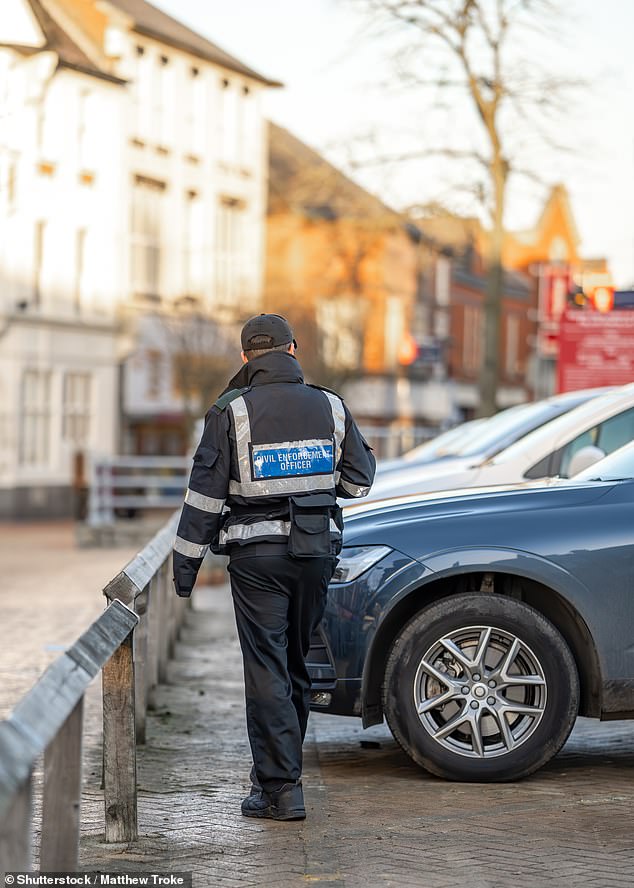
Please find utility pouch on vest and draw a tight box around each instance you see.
[288,493,335,558]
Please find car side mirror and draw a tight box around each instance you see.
[568,445,606,477]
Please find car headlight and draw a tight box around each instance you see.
[331,545,392,584]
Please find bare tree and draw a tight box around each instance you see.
[267,121,415,391]
[156,302,238,440]
[350,0,577,414]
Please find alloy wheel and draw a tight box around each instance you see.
[413,625,547,759]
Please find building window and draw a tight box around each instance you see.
[62,373,92,446]
[20,370,51,466]
[238,83,256,170]
[132,47,152,141]
[435,256,450,306]
[434,310,450,339]
[219,80,238,164]
[7,161,16,210]
[505,314,521,377]
[146,351,162,400]
[463,304,482,374]
[77,89,98,171]
[131,176,165,300]
[190,70,206,156]
[74,229,86,312]
[184,191,205,297]
[317,299,363,370]
[215,196,247,307]
[155,54,171,146]
[33,220,46,307]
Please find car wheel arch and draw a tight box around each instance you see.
[361,568,602,729]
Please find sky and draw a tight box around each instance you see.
[157,0,634,287]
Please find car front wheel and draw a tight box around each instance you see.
[383,593,580,781]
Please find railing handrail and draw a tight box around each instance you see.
[0,510,186,871]
[103,511,179,606]
[107,456,190,469]
[0,600,138,820]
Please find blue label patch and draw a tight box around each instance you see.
[251,439,334,479]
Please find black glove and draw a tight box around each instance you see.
[173,577,193,598]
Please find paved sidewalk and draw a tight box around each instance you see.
[79,582,634,888]
[2,523,632,886]
[0,522,137,718]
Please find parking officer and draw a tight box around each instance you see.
[172,313,376,821]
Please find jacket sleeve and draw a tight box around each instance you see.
[336,403,376,499]
[173,407,231,596]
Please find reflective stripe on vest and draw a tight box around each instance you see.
[219,518,341,545]
[174,535,210,559]
[323,391,345,484]
[220,519,291,544]
[339,479,370,498]
[185,488,225,513]
[228,393,346,497]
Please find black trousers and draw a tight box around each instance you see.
[228,550,336,792]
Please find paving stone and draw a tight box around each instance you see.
[2,524,633,885]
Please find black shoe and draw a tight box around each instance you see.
[241,781,306,821]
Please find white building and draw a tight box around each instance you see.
[0,0,278,518]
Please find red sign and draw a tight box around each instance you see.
[537,264,573,357]
[557,311,634,392]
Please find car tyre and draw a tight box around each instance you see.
[383,593,580,781]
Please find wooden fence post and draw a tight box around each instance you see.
[0,774,32,871]
[147,574,160,706]
[102,633,137,842]
[134,586,149,745]
[157,565,170,684]
[0,601,138,869]
[40,698,84,870]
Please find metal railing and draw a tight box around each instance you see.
[0,511,184,870]
[86,425,437,525]
[88,457,189,525]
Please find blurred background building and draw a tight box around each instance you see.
[0,0,623,520]
[0,0,276,517]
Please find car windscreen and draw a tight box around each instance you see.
[491,388,634,466]
[574,441,634,481]
[402,419,486,462]
[445,401,561,458]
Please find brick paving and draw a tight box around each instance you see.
[0,521,137,718]
[2,524,633,887]
[80,583,634,888]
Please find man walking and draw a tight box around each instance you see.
[172,313,376,820]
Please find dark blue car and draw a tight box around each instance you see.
[309,443,634,781]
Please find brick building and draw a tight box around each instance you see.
[265,122,419,383]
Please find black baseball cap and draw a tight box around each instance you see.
[241,313,296,350]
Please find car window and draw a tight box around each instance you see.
[493,387,634,466]
[523,452,552,480]
[597,407,634,453]
[556,407,634,478]
[402,420,484,462]
[559,428,598,477]
[575,441,634,481]
[447,402,557,457]
[459,392,609,460]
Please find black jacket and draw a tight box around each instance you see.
[173,351,376,595]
